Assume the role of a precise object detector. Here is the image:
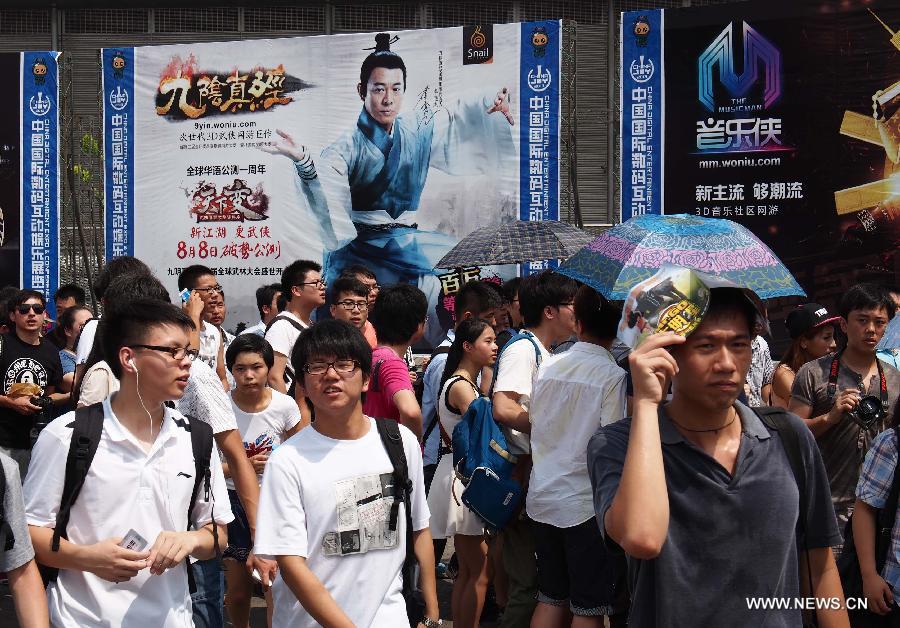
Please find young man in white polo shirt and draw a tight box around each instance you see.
[24,299,233,627]
[255,319,441,627]
[527,285,627,626]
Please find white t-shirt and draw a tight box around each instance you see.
[254,417,429,628]
[492,332,551,455]
[198,321,222,372]
[228,390,302,490]
[264,312,308,359]
[74,318,99,364]
[526,342,626,528]
[24,398,233,628]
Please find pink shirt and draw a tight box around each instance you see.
[362,321,378,349]
[362,346,413,421]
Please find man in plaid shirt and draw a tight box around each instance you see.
[855,424,900,616]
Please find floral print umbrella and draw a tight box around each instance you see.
[557,213,805,299]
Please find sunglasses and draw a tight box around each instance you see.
[17,303,46,315]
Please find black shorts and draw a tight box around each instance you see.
[532,518,627,616]
[224,489,252,562]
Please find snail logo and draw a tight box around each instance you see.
[471,26,486,49]
[463,24,493,65]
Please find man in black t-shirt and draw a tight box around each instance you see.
[0,290,62,477]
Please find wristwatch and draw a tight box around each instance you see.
[422,618,443,628]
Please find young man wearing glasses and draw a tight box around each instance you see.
[178,265,229,391]
[265,260,326,396]
[24,299,233,627]
[0,290,63,477]
[329,277,377,348]
[255,319,440,628]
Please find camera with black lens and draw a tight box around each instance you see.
[847,395,886,430]
[29,395,53,445]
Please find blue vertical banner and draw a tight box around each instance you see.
[102,48,135,260]
[620,10,664,221]
[21,51,60,317]
[519,20,561,275]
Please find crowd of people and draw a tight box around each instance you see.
[0,255,898,628]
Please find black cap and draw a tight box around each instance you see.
[785,303,841,339]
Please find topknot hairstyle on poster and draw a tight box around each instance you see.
[359,32,407,97]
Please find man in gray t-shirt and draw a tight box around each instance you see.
[790,354,900,527]
[0,452,49,626]
[590,288,845,627]
[789,284,900,531]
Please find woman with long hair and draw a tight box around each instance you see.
[427,318,498,628]
[771,303,840,408]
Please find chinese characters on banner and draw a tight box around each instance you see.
[20,52,60,316]
[621,0,900,320]
[102,48,134,259]
[620,11,663,222]
[520,21,561,275]
[102,23,561,334]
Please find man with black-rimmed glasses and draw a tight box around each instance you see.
[255,319,440,628]
[24,299,233,627]
[329,277,376,348]
[265,260,326,396]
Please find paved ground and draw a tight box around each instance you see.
[0,579,474,627]
[0,537,496,626]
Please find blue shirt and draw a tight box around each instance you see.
[59,350,76,376]
[857,428,900,601]
[421,331,454,466]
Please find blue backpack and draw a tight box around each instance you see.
[450,331,543,531]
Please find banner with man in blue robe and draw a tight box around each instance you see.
[103,22,561,339]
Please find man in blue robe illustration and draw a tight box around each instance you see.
[263,32,516,344]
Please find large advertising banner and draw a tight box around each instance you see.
[103,22,561,340]
[621,2,899,326]
[0,52,59,314]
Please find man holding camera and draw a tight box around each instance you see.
[0,290,63,478]
[790,284,900,535]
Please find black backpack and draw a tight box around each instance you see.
[752,406,817,628]
[374,418,423,627]
[45,402,217,592]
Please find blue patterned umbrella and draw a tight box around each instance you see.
[557,213,805,299]
[878,315,900,351]
[434,220,594,268]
